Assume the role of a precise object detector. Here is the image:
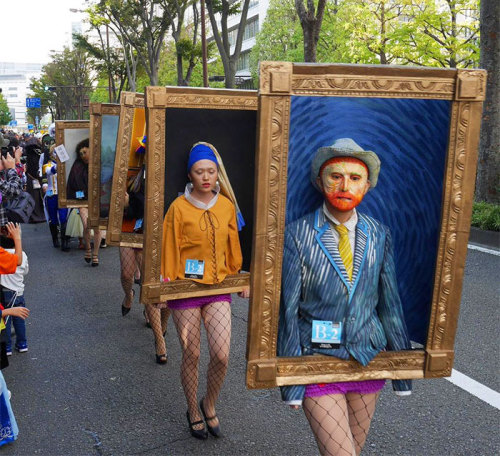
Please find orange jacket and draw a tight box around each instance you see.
[161,194,242,285]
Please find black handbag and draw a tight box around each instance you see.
[4,191,36,224]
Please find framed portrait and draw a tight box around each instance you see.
[141,86,258,304]
[88,103,121,230]
[107,92,146,248]
[246,62,486,389]
[55,120,90,208]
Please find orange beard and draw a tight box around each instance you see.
[325,191,364,212]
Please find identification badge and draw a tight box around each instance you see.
[76,191,85,199]
[32,179,41,189]
[311,320,342,349]
[47,190,54,197]
[185,259,205,279]
[134,218,143,231]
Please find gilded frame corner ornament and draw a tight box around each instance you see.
[141,86,258,305]
[55,120,90,209]
[107,92,145,247]
[245,62,486,389]
[88,103,121,230]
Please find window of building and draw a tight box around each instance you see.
[237,51,250,72]
[8,87,17,91]
[228,17,259,46]
[249,0,259,9]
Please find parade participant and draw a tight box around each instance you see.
[278,138,412,456]
[67,138,102,266]
[121,164,170,365]
[42,144,69,250]
[161,142,249,440]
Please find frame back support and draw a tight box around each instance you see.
[107,92,145,248]
[88,103,121,230]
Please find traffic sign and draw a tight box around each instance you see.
[8,120,17,127]
[26,98,41,108]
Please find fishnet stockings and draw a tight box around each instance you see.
[303,392,379,456]
[145,305,170,356]
[172,300,231,431]
[119,247,141,309]
[79,207,102,256]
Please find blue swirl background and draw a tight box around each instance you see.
[287,96,452,344]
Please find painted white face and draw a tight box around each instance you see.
[189,159,218,194]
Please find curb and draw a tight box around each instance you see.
[468,227,500,251]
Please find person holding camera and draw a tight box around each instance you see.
[0,134,23,229]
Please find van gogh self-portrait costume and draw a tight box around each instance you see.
[278,138,411,455]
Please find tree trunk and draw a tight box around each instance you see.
[225,59,237,89]
[295,0,326,63]
[303,24,316,62]
[476,0,500,203]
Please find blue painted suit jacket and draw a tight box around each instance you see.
[278,208,412,402]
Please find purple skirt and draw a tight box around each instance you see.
[168,293,231,310]
[304,380,386,397]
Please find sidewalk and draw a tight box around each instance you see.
[469,227,500,251]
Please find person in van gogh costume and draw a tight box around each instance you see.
[278,138,412,456]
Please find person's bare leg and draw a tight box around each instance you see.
[346,392,380,455]
[200,300,231,429]
[303,394,356,456]
[172,307,203,430]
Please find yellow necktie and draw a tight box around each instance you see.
[335,224,353,281]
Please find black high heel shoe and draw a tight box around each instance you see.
[200,398,222,437]
[186,410,208,440]
[121,289,135,316]
[155,354,167,364]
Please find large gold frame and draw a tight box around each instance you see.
[246,62,486,389]
[141,86,258,305]
[55,120,90,208]
[88,103,121,230]
[107,92,145,248]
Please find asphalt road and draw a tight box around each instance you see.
[2,223,499,455]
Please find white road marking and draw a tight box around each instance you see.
[467,244,500,256]
[446,369,500,410]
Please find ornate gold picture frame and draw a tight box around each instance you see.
[55,120,90,208]
[88,103,121,230]
[141,86,258,305]
[246,62,486,389]
[107,92,145,248]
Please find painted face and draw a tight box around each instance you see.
[319,158,370,212]
[79,146,90,164]
[189,159,218,194]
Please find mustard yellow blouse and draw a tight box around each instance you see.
[161,194,243,284]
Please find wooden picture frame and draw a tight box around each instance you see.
[55,120,90,208]
[88,103,121,230]
[141,86,258,305]
[107,92,145,248]
[246,62,486,389]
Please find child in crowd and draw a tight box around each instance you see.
[0,222,30,447]
[0,245,29,355]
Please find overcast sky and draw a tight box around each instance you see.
[0,0,88,64]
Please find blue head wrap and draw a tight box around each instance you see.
[187,144,218,172]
